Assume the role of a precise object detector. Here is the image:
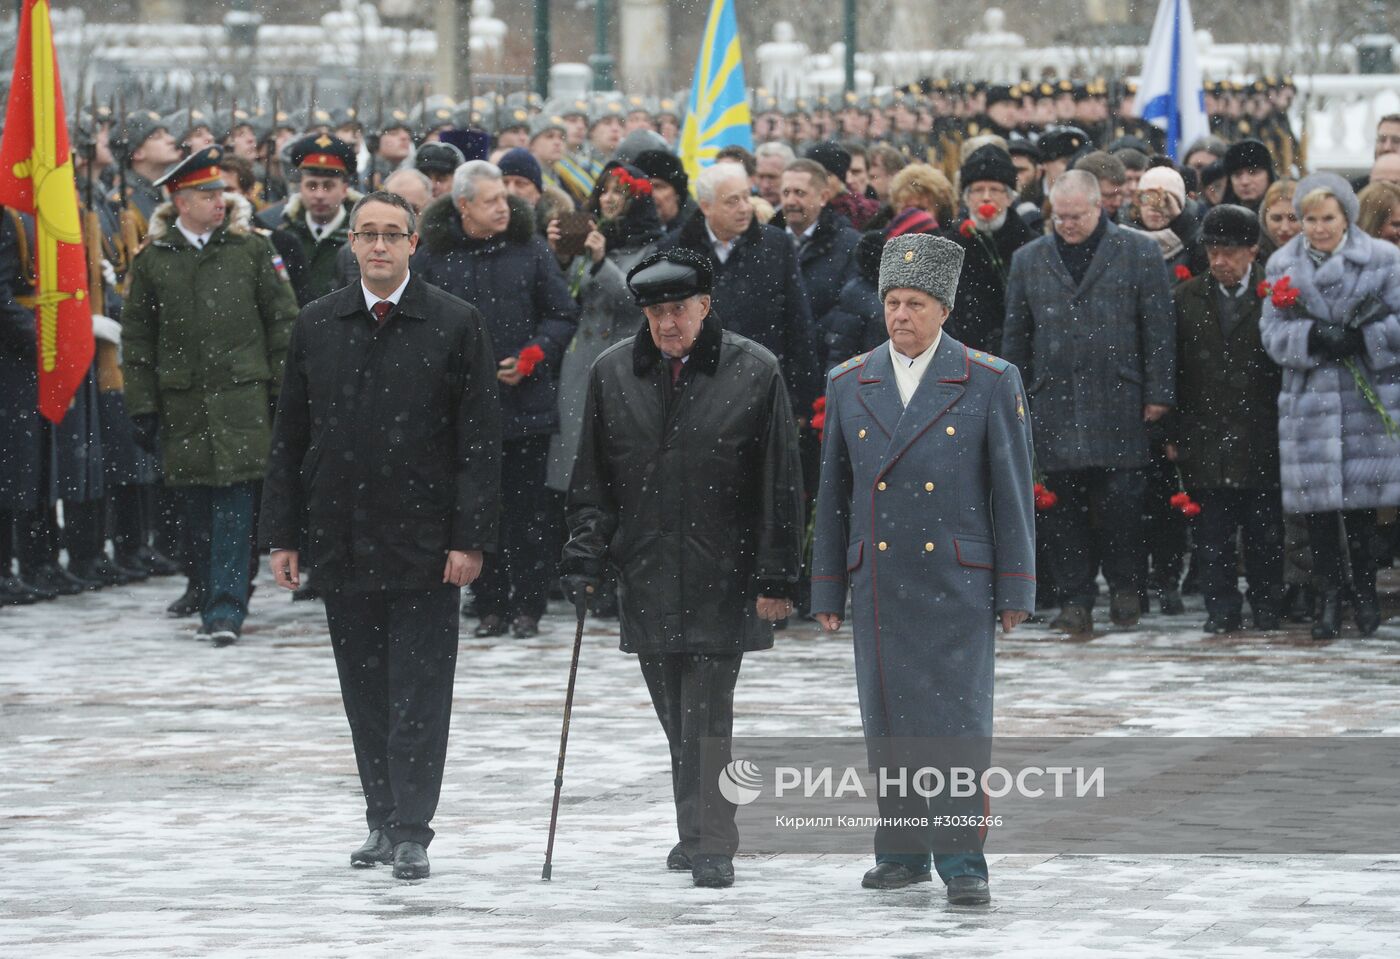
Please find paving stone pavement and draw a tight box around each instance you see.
[3,572,1400,958]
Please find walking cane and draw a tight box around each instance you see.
[542,587,592,880]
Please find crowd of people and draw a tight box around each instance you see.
[3,78,1400,645]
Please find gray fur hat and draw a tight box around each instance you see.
[1293,171,1360,224]
[879,233,965,310]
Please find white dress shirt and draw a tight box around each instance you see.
[362,271,411,313]
[706,223,735,264]
[889,332,943,407]
[175,219,213,249]
[308,204,347,243]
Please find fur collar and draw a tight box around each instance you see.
[147,191,254,244]
[281,188,363,227]
[631,310,723,378]
[418,192,538,255]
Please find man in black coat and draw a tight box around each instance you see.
[664,161,822,410]
[412,160,580,639]
[261,191,502,881]
[940,146,1038,355]
[774,158,860,331]
[561,249,805,889]
[1167,205,1283,633]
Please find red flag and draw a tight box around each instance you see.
[0,0,93,422]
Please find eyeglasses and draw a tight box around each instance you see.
[351,231,412,246]
[1051,210,1094,226]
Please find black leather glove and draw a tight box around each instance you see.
[130,413,159,454]
[560,574,599,617]
[1308,322,1364,361]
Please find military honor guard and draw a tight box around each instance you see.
[274,133,360,305]
[810,233,1036,905]
[561,248,805,889]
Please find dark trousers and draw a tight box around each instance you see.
[1042,467,1146,608]
[873,770,989,883]
[323,586,461,847]
[1307,509,1378,596]
[473,434,551,621]
[1142,454,1189,590]
[179,483,255,628]
[1191,487,1284,619]
[638,652,743,858]
[110,484,147,560]
[64,499,106,566]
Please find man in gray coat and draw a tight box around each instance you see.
[1002,170,1175,633]
[810,233,1036,905]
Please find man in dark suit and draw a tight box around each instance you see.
[1003,169,1175,634]
[1167,205,1283,633]
[261,191,502,880]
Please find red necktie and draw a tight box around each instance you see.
[669,356,685,385]
[371,300,393,327]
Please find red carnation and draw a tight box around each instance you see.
[811,411,826,438]
[1033,482,1058,511]
[1182,502,1202,518]
[636,178,653,195]
[812,396,826,414]
[1174,265,1192,281]
[959,219,977,238]
[1271,275,1299,308]
[1256,280,1272,299]
[1169,491,1191,508]
[515,343,546,377]
[976,202,998,220]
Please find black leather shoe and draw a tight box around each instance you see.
[861,862,933,889]
[166,582,205,617]
[70,556,132,587]
[351,829,394,867]
[1049,605,1092,635]
[474,614,509,638]
[392,841,430,880]
[17,574,58,601]
[1157,586,1186,616]
[946,875,991,905]
[209,619,240,647]
[135,546,182,577]
[1109,590,1142,627]
[1355,599,1382,637]
[511,614,539,639]
[112,554,150,581]
[1312,590,1342,640]
[1202,613,1242,634]
[691,854,734,888]
[667,842,692,871]
[26,563,90,596]
[0,575,42,605]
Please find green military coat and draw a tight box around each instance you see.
[121,201,299,487]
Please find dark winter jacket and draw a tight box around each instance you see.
[412,193,580,440]
[562,312,805,654]
[773,205,861,325]
[1171,264,1281,490]
[939,206,1037,355]
[121,199,300,487]
[818,229,887,370]
[260,275,502,591]
[664,210,822,408]
[274,191,360,305]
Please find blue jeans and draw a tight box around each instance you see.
[180,482,255,628]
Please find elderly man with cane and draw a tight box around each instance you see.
[809,232,1036,905]
[560,248,805,888]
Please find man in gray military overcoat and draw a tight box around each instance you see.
[810,232,1036,905]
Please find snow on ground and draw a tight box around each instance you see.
[3,572,1400,957]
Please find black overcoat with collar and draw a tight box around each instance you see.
[260,275,502,591]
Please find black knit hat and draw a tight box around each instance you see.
[959,145,1017,190]
[1200,204,1261,248]
[804,141,852,181]
[633,149,689,197]
[1223,138,1274,176]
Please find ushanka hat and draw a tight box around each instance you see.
[879,233,965,310]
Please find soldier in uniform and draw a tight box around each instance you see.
[810,232,1035,905]
[274,133,361,306]
[121,146,300,644]
[107,110,180,257]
